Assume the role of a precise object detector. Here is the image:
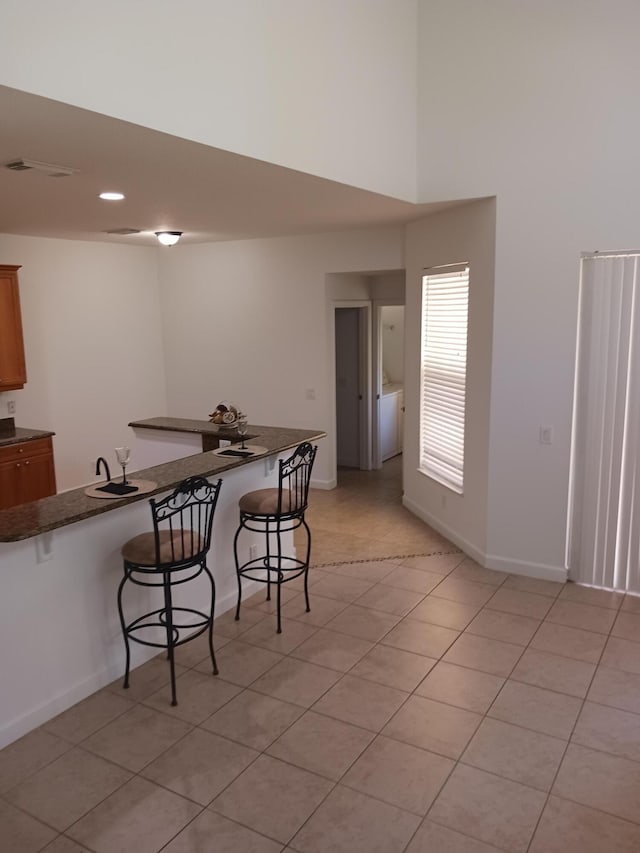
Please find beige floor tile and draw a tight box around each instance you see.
[197,639,282,687]
[443,632,524,676]
[106,656,189,703]
[66,775,200,853]
[42,837,92,853]
[406,820,503,853]
[622,593,640,614]
[530,621,607,664]
[290,628,374,671]
[559,583,624,610]
[81,703,192,772]
[353,583,424,616]
[415,661,504,713]
[312,674,408,731]
[612,610,640,642]
[0,727,72,794]
[251,657,341,707]
[485,587,553,619]
[382,694,481,758]
[214,607,267,640]
[588,665,640,713]
[325,602,400,641]
[408,595,481,630]
[529,795,640,853]
[201,688,304,750]
[161,809,283,853]
[349,644,437,692]
[545,599,617,634]
[462,717,566,791]
[448,560,508,586]
[282,592,349,626]
[0,798,57,853]
[343,734,453,814]
[511,648,596,698]
[290,784,420,853]
[429,577,496,607]
[572,700,640,762]
[488,679,582,739]
[172,628,231,669]
[243,585,301,614]
[466,608,540,645]
[429,763,546,852]
[267,709,373,780]
[306,573,374,603]
[601,635,640,674]
[503,574,565,598]
[381,618,459,658]
[239,616,318,654]
[5,747,131,831]
[553,743,640,825]
[402,553,463,575]
[324,559,398,582]
[43,689,134,744]
[143,669,242,724]
[379,566,443,594]
[211,754,332,844]
[141,727,258,805]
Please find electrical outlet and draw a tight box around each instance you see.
[7,400,16,415]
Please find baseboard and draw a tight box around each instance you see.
[311,477,336,490]
[402,495,567,583]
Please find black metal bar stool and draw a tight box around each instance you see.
[117,476,222,706]
[234,442,317,633]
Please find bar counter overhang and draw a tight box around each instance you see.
[0,420,325,748]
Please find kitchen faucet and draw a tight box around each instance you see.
[95,457,111,481]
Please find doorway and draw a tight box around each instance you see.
[335,305,370,469]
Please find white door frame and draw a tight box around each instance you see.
[330,300,373,477]
[373,297,405,469]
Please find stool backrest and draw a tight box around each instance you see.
[278,443,317,517]
[150,476,222,568]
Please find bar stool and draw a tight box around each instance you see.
[234,442,317,633]
[117,476,222,706]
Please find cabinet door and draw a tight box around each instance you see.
[0,460,21,510]
[19,454,56,504]
[0,265,27,390]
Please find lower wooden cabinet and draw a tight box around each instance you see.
[0,437,56,509]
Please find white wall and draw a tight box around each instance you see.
[1,0,417,200]
[0,235,167,491]
[404,199,495,559]
[156,227,405,488]
[417,0,640,579]
[381,305,405,382]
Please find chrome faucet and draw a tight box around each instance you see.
[95,457,111,481]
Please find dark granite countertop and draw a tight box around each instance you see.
[0,427,55,448]
[0,424,325,543]
[129,416,232,435]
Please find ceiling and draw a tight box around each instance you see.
[0,85,470,247]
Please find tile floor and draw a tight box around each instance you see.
[3,457,640,852]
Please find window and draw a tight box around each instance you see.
[420,263,470,493]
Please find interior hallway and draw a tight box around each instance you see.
[2,458,640,852]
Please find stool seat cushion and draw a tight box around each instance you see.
[239,488,299,515]
[121,529,204,566]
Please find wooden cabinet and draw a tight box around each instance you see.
[0,437,56,509]
[0,265,27,391]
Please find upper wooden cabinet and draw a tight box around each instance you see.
[0,265,27,391]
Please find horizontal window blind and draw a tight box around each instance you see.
[420,264,469,493]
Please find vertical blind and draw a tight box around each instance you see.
[568,252,640,593]
[420,264,469,493]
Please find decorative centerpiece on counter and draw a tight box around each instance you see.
[209,401,239,427]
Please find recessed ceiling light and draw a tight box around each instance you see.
[156,231,182,246]
[99,191,125,201]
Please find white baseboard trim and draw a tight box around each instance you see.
[311,477,336,490]
[0,582,261,749]
[402,495,567,584]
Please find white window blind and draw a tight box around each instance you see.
[420,264,469,493]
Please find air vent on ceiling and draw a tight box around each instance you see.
[5,158,78,177]
[105,228,141,235]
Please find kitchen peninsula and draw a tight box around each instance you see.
[0,421,325,748]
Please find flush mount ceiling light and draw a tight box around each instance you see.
[155,231,182,246]
[99,191,125,200]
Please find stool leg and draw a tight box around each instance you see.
[276,525,283,633]
[302,517,312,613]
[233,522,243,622]
[163,571,178,706]
[117,566,131,689]
[203,561,218,675]
[265,518,272,602]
